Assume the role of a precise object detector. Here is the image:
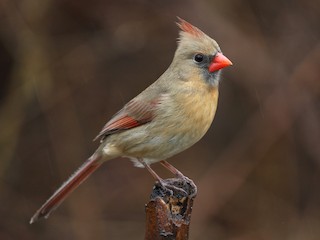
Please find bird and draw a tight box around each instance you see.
[30,17,232,224]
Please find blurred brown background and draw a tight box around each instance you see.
[0,0,319,239]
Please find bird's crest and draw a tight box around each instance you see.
[176,17,205,39]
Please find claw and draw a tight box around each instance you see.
[158,180,188,196]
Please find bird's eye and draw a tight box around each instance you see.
[193,53,204,63]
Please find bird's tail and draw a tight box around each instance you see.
[30,153,104,224]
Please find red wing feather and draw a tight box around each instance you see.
[94,98,159,141]
[106,116,140,130]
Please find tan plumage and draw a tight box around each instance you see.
[30,17,232,223]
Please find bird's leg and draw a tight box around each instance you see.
[137,159,187,196]
[160,160,184,178]
[138,159,163,182]
[160,160,197,197]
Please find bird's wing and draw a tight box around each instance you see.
[94,97,160,141]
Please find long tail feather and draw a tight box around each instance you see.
[30,153,103,224]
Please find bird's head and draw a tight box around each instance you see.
[172,17,232,87]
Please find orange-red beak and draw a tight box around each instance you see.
[209,53,233,73]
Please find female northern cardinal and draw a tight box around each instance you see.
[30,17,232,223]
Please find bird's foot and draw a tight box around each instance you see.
[156,179,188,197]
[159,160,197,197]
[181,176,197,198]
[157,177,197,198]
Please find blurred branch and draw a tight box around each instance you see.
[145,178,196,240]
[0,1,52,176]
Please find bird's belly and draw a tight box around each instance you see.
[118,127,200,160]
[126,132,196,167]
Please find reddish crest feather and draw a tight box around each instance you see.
[177,17,204,38]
